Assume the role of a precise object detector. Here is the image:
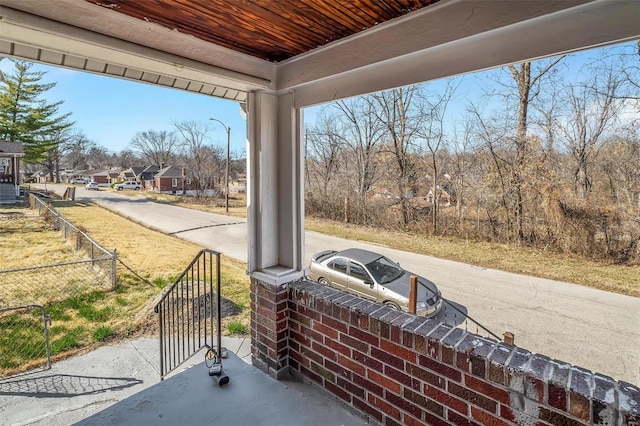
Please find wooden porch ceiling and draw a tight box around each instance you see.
[1,0,639,107]
[83,0,439,63]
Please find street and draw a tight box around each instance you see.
[33,184,640,384]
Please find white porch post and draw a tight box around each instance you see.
[246,91,305,284]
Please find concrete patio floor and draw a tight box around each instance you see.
[0,337,372,426]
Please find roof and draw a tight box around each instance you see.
[335,248,384,265]
[141,165,160,173]
[155,165,186,179]
[0,141,25,156]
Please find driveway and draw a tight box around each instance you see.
[33,184,640,385]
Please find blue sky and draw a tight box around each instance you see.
[0,61,252,155]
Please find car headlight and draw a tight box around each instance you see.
[416,301,427,310]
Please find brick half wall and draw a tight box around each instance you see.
[270,280,639,426]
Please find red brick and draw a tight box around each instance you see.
[569,392,591,422]
[309,360,336,383]
[448,382,498,413]
[381,339,417,363]
[289,348,309,368]
[371,346,405,371]
[349,326,380,346]
[539,407,585,426]
[325,380,351,403]
[353,372,384,397]
[339,333,369,353]
[321,314,348,333]
[500,404,515,422]
[419,354,463,382]
[368,394,401,420]
[353,397,383,422]
[407,363,446,389]
[325,358,351,379]
[386,365,413,388]
[338,354,366,377]
[300,365,322,384]
[337,376,365,399]
[471,406,511,426]
[386,391,425,419]
[353,350,384,373]
[299,324,324,343]
[548,383,567,411]
[423,411,450,426]
[368,369,401,395]
[312,321,339,339]
[325,337,351,357]
[311,340,337,362]
[424,384,469,416]
[448,409,480,425]
[465,375,510,405]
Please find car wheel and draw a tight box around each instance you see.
[384,301,401,310]
[318,278,331,286]
[117,187,122,191]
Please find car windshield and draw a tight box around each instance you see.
[365,256,404,284]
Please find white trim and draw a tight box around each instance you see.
[280,0,640,107]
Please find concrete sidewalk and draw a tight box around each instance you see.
[0,337,369,426]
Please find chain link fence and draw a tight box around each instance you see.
[0,195,117,376]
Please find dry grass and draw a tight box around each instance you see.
[0,207,81,269]
[54,201,251,335]
[0,201,250,352]
[306,217,640,297]
[141,192,248,218]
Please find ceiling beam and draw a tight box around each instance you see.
[282,0,640,108]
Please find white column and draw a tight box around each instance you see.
[246,91,305,285]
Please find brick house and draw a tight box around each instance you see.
[154,165,195,194]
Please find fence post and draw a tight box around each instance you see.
[112,248,118,290]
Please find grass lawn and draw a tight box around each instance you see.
[0,201,250,375]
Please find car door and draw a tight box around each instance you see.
[347,261,377,301]
[326,258,348,291]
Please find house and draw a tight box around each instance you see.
[0,141,25,203]
[119,166,145,182]
[87,169,112,186]
[154,165,193,194]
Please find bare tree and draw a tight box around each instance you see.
[334,96,387,222]
[417,81,457,232]
[370,86,422,225]
[130,130,178,168]
[556,65,627,198]
[305,109,344,199]
[174,120,222,197]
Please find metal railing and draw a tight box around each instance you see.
[154,249,222,380]
[29,194,117,290]
[0,304,51,377]
[440,298,502,341]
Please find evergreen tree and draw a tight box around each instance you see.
[0,60,72,164]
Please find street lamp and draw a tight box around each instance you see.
[209,117,230,213]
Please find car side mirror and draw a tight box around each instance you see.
[364,280,374,288]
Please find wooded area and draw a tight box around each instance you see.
[305,42,640,265]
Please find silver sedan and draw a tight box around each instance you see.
[307,248,442,317]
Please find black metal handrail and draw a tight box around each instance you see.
[441,298,502,341]
[154,249,222,380]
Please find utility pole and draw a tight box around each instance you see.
[209,118,231,213]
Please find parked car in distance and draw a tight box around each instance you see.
[70,178,88,184]
[115,181,142,191]
[307,248,442,317]
[85,181,100,190]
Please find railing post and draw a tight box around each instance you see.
[409,275,417,314]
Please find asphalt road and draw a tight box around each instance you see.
[33,184,640,385]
